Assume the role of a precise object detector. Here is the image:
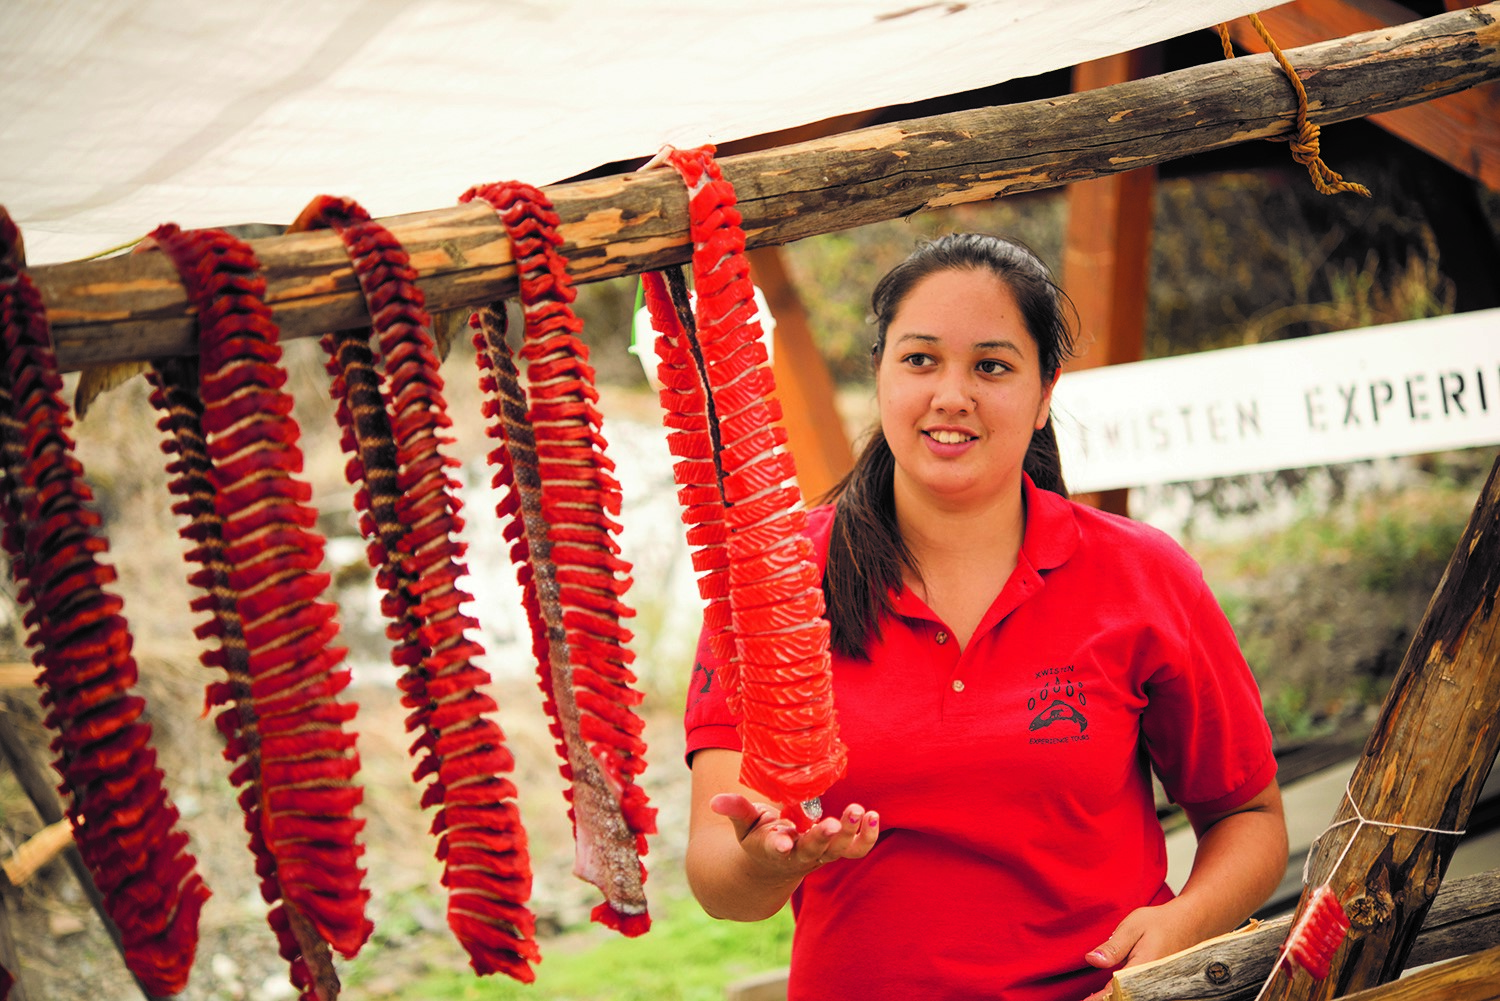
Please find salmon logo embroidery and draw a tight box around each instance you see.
[1027,665,1090,743]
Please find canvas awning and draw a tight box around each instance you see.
[1,0,1277,265]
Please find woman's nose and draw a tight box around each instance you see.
[932,371,973,413]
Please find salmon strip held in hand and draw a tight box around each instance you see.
[639,146,847,830]
[465,180,656,936]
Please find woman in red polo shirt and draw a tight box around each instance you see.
[683,234,1287,1001]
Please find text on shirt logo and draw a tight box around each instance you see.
[1027,665,1090,744]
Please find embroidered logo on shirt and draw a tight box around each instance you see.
[1027,665,1090,744]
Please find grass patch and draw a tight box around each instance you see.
[377,897,793,1001]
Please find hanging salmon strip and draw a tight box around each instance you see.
[0,209,208,997]
[464,180,656,936]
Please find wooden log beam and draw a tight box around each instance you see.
[1109,867,1500,1001]
[1279,455,1500,1000]
[14,2,1500,373]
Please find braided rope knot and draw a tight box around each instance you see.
[1218,15,1371,198]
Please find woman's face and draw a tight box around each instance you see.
[876,268,1055,508]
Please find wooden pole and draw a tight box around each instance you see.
[1062,46,1161,518]
[749,246,855,501]
[1224,0,1500,190]
[14,3,1500,373]
[1280,456,1500,1000]
[1,820,73,888]
[1109,867,1500,1001]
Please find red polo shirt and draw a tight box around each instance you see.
[685,476,1276,1001]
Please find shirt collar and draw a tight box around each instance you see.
[886,474,1079,618]
[1019,472,1079,573]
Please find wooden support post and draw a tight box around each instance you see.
[14,4,1500,373]
[1062,47,1160,517]
[1109,867,1500,1000]
[748,247,854,502]
[1277,456,1500,1000]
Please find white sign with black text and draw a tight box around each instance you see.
[1051,309,1500,494]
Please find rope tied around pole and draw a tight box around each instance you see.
[1218,14,1372,198]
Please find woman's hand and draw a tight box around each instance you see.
[1082,895,1210,976]
[1079,779,1288,1001]
[711,793,879,877]
[687,749,880,921]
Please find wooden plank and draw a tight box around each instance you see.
[0,663,36,690]
[1,820,72,888]
[14,3,1500,373]
[1336,944,1500,1001]
[1062,48,1160,517]
[1110,867,1500,1000]
[1225,0,1500,189]
[749,246,854,502]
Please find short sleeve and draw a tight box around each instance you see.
[684,623,743,764]
[1141,577,1277,814]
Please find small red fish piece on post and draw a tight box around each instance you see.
[1280,884,1352,981]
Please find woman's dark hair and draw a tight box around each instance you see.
[822,234,1078,659]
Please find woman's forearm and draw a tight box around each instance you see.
[1176,782,1290,936]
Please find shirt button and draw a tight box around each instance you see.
[935,631,948,645]
[952,679,965,693]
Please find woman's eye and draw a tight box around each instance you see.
[977,359,1008,375]
[902,353,934,367]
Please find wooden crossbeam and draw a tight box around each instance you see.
[14,3,1500,374]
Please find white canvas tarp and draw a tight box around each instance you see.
[2,0,1276,265]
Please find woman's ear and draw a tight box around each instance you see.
[1035,371,1060,430]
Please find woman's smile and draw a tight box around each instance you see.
[877,269,1054,506]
